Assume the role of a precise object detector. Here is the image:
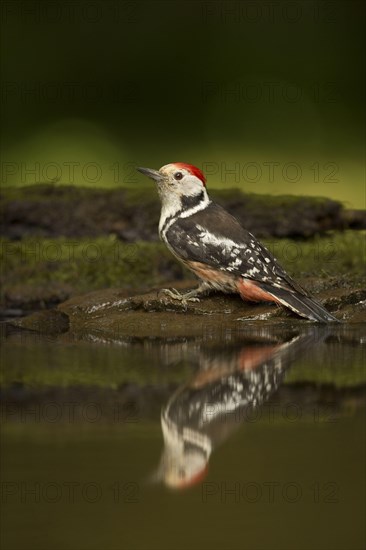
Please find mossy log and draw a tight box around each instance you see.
[2,184,365,240]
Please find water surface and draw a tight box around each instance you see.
[1,323,365,550]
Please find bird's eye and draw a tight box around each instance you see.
[174,172,183,180]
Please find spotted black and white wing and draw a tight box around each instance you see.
[163,202,338,322]
[163,202,306,294]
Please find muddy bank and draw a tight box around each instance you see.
[2,184,365,240]
[9,274,366,340]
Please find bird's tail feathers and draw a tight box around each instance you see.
[260,284,339,323]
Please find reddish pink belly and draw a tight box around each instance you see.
[186,260,280,304]
[237,278,280,304]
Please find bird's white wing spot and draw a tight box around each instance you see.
[196,225,246,251]
[193,225,289,286]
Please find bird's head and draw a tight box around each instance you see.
[137,163,207,207]
[149,448,209,491]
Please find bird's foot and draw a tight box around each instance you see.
[159,288,201,306]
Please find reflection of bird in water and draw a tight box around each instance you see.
[153,330,317,490]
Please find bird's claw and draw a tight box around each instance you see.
[159,288,200,305]
[159,288,182,300]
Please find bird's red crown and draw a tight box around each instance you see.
[173,163,206,186]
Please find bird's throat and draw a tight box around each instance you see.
[159,189,210,237]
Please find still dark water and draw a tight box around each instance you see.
[1,323,365,550]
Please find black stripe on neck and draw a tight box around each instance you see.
[181,190,205,212]
[161,191,206,236]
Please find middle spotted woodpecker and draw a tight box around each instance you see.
[137,163,338,322]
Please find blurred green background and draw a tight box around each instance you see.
[1,0,364,207]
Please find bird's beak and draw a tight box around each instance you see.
[136,166,163,182]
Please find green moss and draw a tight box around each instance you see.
[1,232,364,306]
[0,236,188,299]
[262,231,365,276]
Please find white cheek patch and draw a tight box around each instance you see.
[159,194,183,233]
[179,175,205,197]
